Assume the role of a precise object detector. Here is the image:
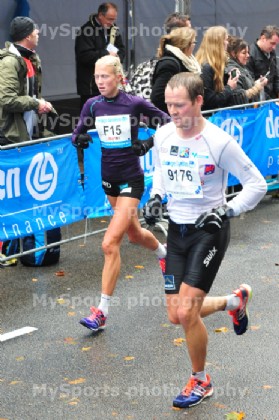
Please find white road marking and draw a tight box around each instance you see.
[0,327,38,342]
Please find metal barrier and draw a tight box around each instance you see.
[1,99,279,264]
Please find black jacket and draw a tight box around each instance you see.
[201,63,233,111]
[151,51,186,114]
[246,42,279,99]
[75,14,125,97]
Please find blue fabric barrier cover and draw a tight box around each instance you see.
[0,138,84,241]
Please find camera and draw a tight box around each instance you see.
[231,69,237,78]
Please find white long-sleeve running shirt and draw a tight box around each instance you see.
[151,119,267,224]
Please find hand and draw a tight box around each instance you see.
[37,99,53,114]
[195,205,234,234]
[132,136,154,156]
[73,133,92,149]
[143,194,162,225]
[256,76,268,88]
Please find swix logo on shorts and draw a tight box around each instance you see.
[203,247,218,267]
[164,275,175,291]
[102,181,111,188]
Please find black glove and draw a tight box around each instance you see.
[143,194,162,225]
[195,205,234,234]
[73,133,92,149]
[132,136,154,156]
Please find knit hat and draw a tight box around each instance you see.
[10,17,36,42]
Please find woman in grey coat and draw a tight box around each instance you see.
[225,36,267,104]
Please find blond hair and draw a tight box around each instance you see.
[95,55,125,83]
[157,27,196,58]
[195,26,228,92]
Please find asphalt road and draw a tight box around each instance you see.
[1,195,278,420]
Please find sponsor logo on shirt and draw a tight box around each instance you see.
[204,164,215,175]
[170,146,179,156]
[179,147,190,158]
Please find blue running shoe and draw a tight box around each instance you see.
[173,374,213,408]
[228,283,252,335]
[80,307,107,331]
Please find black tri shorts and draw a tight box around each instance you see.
[164,218,231,294]
[101,175,144,200]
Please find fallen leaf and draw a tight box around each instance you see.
[225,411,245,420]
[32,278,38,282]
[173,338,186,346]
[67,312,76,316]
[15,356,25,361]
[81,346,91,352]
[79,244,85,247]
[214,402,227,409]
[64,337,77,345]
[263,385,272,389]
[172,406,182,411]
[67,378,86,385]
[9,381,22,385]
[250,325,260,331]
[134,265,144,269]
[100,220,108,223]
[55,270,65,276]
[125,275,134,279]
[260,243,272,249]
[68,400,79,406]
[111,412,118,416]
[215,326,229,333]
[161,323,170,328]
[57,298,66,304]
[124,356,135,361]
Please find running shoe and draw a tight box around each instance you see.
[158,243,167,276]
[79,307,107,331]
[173,374,213,408]
[228,283,252,335]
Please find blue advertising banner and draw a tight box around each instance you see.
[209,103,279,186]
[83,127,155,218]
[1,104,279,240]
[0,138,84,241]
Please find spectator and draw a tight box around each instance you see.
[195,26,239,111]
[151,27,201,113]
[164,12,191,34]
[246,25,279,100]
[75,2,125,110]
[0,16,53,145]
[226,36,268,103]
[72,55,170,333]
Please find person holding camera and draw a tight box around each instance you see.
[143,72,267,409]
[226,36,268,104]
[72,55,170,332]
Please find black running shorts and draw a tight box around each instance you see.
[164,218,231,294]
[102,175,144,200]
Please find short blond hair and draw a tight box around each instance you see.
[95,55,125,80]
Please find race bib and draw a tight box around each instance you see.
[161,151,203,198]
[95,114,131,148]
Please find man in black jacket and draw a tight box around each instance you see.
[246,25,279,100]
[75,2,125,110]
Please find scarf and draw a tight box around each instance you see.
[165,44,201,74]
